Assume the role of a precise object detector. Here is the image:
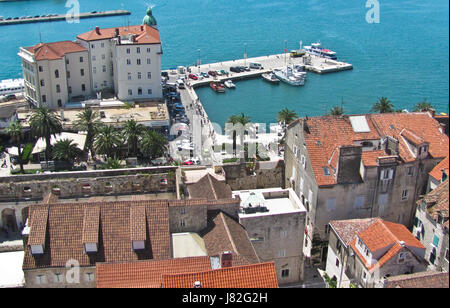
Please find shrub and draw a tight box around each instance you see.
[21,143,34,163]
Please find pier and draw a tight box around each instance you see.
[0,10,131,26]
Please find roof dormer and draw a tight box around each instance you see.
[130,204,147,251]
[82,205,100,254]
[28,205,49,256]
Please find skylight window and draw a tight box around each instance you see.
[323,167,331,176]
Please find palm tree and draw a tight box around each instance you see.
[413,99,434,112]
[140,130,167,159]
[52,139,82,168]
[277,108,298,126]
[329,106,344,116]
[93,125,121,159]
[101,157,123,169]
[122,119,145,157]
[227,113,251,155]
[29,107,62,161]
[6,121,24,173]
[371,97,394,113]
[73,108,103,158]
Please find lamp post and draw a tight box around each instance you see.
[284,40,287,65]
[244,43,247,66]
[197,49,201,73]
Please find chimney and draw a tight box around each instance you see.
[336,145,363,184]
[140,25,144,31]
[399,241,405,247]
[193,281,202,288]
[220,251,233,268]
[115,28,119,37]
[95,26,100,35]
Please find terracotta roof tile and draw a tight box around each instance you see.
[429,156,449,182]
[330,218,378,246]
[385,271,449,288]
[26,41,87,61]
[96,256,212,288]
[187,174,232,200]
[77,25,160,44]
[27,205,49,246]
[130,204,146,242]
[161,262,278,288]
[423,179,449,229]
[81,205,100,244]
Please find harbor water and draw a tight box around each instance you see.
[0,0,448,126]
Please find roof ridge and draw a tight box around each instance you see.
[219,212,238,254]
[207,174,219,200]
[378,218,400,244]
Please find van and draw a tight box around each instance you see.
[176,79,185,89]
[249,62,263,70]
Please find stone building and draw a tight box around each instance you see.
[413,179,449,272]
[375,270,449,288]
[233,188,307,285]
[326,218,427,288]
[284,112,449,264]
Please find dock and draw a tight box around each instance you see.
[163,52,353,88]
[0,10,131,26]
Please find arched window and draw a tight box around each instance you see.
[54,70,59,78]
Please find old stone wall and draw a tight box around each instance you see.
[24,266,97,288]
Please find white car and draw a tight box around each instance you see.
[151,157,167,166]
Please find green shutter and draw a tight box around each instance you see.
[433,235,440,247]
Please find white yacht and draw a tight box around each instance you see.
[0,79,24,97]
[224,80,236,89]
[273,66,306,86]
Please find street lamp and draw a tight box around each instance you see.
[197,49,201,73]
[284,40,287,65]
[244,43,247,66]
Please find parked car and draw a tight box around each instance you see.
[184,158,200,165]
[220,69,229,75]
[188,73,198,80]
[230,66,241,73]
[200,72,209,78]
[151,157,167,166]
[208,71,217,77]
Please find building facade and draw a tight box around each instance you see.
[284,113,449,264]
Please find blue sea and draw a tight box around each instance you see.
[0,0,448,126]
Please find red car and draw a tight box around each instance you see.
[183,160,194,165]
[188,73,198,80]
[208,71,217,77]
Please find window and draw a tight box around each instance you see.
[68,86,72,94]
[126,48,130,54]
[79,56,83,63]
[91,44,95,49]
[42,95,46,103]
[54,70,59,78]
[56,84,60,93]
[325,224,330,234]
[279,250,286,257]
[128,72,132,80]
[430,248,437,264]
[147,58,151,65]
[102,65,106,73]
[138,87,142,95]
[57,99,62,107]
[147,89,152,95]
[380,168,394,180]
[180,219,186,227]
[335,258,340,267]
[445,248,449,262]
[102,54,106,60]
[85,272,94,282]
[301,155,306,169]
[128,89,133,96]
[323,167,331,176]
[281,230,287,238]
[66,59,69,65]
[147,47,151,53]
[127,59,131,65]
[39,66,43,72]
[67,71,71,78]
[401,190,409,201]
[398,252,405,263]
[93,67,97,74]
[354,195,365,209]
[40,80,45,86]
[81,84,86,92]
[92,56,96,61]
[299,177,304,192]
[80,69,85,76]
[54,273,63,283]
[281,269,290,278]
[137,72,142,79]
[101,42,105,48]
[137,47,140,53]
[406,166,414,176]
[180,208,186,215]
[147,72,152,79]
[137,59,141,65]
[36,274,47,284]
[327,198,336,211]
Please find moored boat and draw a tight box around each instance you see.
[262,72,280,84]
[303,42,337,60]
[273,66,305,86]
[210,82,225,93]
[224,80,235,88]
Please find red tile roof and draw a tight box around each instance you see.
[292,112,449,187]
[429,156,449,182]
[96,257,212,288]
[423,179,449,229]
[385,271,449,288]
[77,25,160,44]
[333,218,425,273]
[26,41,87,61]
[161,262,279,288]
[23,200,171,270]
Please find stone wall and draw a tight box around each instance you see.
[222,160,285,191]
[24,266,97,288]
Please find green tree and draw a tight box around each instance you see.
[140,130,167,159]
[371,97,394,113]
[413,99,434,112]
[5,121,25,173]
[52,138,82,168]
[329,106,344,116]
[73,108,103,158]
[277,108,298,126]
[100,157,123,169]
[227,113,251,155]
[29,107,62,161]
[93,125,121,159]
[122,119,145,157]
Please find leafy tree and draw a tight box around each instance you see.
[413,98,434,112]
[73,108,103,158]
[29,107,62,161]
[6,121,25,173]
[227,113,251,155]
[93,125,121,159]
[329,106,344,116]
[371,97,394,113]
[140,130,167,159]
[277,108,298,126]
[52,138,82,167]
[122,119,145,157]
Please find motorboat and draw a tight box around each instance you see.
[210,82,225,93]
[224,80,235,88]
[303,42,337,60]
[262,72,280,84]
[273,66,305,86]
